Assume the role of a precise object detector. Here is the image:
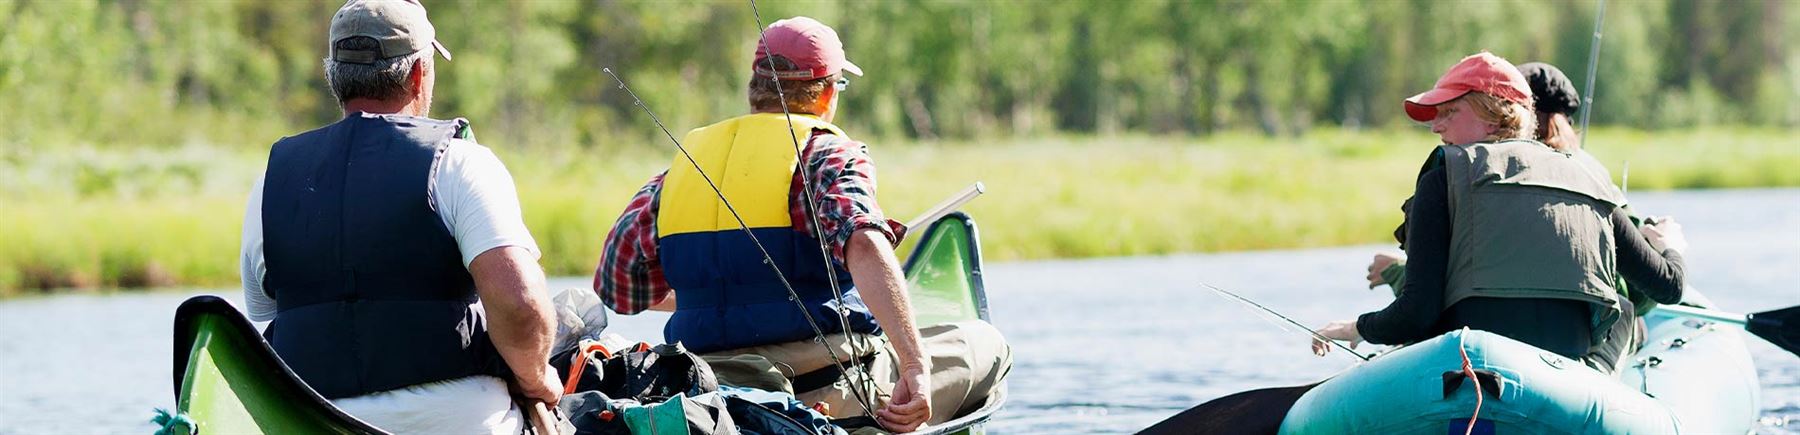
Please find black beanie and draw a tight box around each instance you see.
[1518,62,1580,116]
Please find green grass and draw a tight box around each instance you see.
[4,127,1798,296]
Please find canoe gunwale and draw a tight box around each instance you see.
[172,295,389,434]
[902,211,991,323]
[904,388,1007,435]
[898,211,1006,435]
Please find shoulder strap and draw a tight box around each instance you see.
[451,117,475,140]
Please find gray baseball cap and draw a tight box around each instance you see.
[329,0,452,64]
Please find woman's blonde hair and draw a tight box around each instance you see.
[1455,92,1538,142]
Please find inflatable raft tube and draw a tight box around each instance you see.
[1281,293,1759,434]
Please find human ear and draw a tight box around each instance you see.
[815,84,837,116]
[409,61,427,98]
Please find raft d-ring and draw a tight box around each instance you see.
[1540,351,1568,369]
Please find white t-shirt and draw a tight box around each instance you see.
[239,137,537,435]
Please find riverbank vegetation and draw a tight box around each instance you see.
[3,1,1794,151]
[3,1,1795,295]
[5,128,1797,296]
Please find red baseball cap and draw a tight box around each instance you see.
[1404,52,1532,122]
[753,17,862,81]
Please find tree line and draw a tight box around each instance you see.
[0,0,1792,151]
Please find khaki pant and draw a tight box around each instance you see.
[702,320,1011,425]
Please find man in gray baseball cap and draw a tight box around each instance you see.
[238,1,559,432]
[328,0,452,65]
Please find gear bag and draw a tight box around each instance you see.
[552,341,720,403]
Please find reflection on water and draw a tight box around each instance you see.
[0,189,1795,434]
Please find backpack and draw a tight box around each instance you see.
[552,341,719,403]
[558,390,737,435]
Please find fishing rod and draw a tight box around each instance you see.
[600,67,878,415]
[1569,0,1800,357]
[1576,0,1607,149]
[1621,161,1629,196]
[1203,283,1372,362]
[906,182,985,230]
[744,0,883,416]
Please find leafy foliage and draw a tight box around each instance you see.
[0,0,1794,150]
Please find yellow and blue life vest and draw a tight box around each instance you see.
[658,113,879,353]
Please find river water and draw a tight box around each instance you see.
[1,188,1795,434]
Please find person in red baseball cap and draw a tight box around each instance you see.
[1364,60,1692,375]
[1363,59,1602,304]
[1402,52,1537,145]
[595,16,1010,433]
[1309,52,1687,377]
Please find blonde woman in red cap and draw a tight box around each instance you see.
[1364,61,1598,292]
[1354,60,1690,372]
[1310,53,1687,373]
[594,17,1009,432]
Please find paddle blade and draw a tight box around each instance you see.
[1747,305,1800,357]
[1138,383,1319,435]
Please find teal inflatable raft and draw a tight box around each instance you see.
[1280,293,1761,434]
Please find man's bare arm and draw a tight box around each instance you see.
[468,246,560,404]
[844,227,932,430]
[845,228,924,367]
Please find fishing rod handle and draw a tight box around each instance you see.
[906,182,986,230]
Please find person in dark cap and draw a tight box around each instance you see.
[593,16,1009,432]
[1518,62,1583,152]
[239,0,559,432]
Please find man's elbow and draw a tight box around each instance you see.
[1652,284,1685,305]
[845,227,891,261]
[470,247,552,314]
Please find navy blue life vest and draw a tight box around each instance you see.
[260,113,510,399]
[656,114,879,354]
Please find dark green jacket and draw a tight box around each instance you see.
[1438,140,1628,340]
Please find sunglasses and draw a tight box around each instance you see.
[834,77,850,92]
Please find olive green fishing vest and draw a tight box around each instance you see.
[1439,139,1628,339]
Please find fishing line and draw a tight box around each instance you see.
[744,0,883,416]
[1202,283,1372,362]
[601,68,877,416]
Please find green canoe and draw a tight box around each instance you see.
[170,211,1004,434]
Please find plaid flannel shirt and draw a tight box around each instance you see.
[594,130,906,314]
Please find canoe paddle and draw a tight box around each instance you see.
[518,398,563,435]
[1652,303,1800,357]
[1138,381,1323,435]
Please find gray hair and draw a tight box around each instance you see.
[322,36,431,105]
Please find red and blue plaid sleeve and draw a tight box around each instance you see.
[791,131,907,266]
[595,172,671,315]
